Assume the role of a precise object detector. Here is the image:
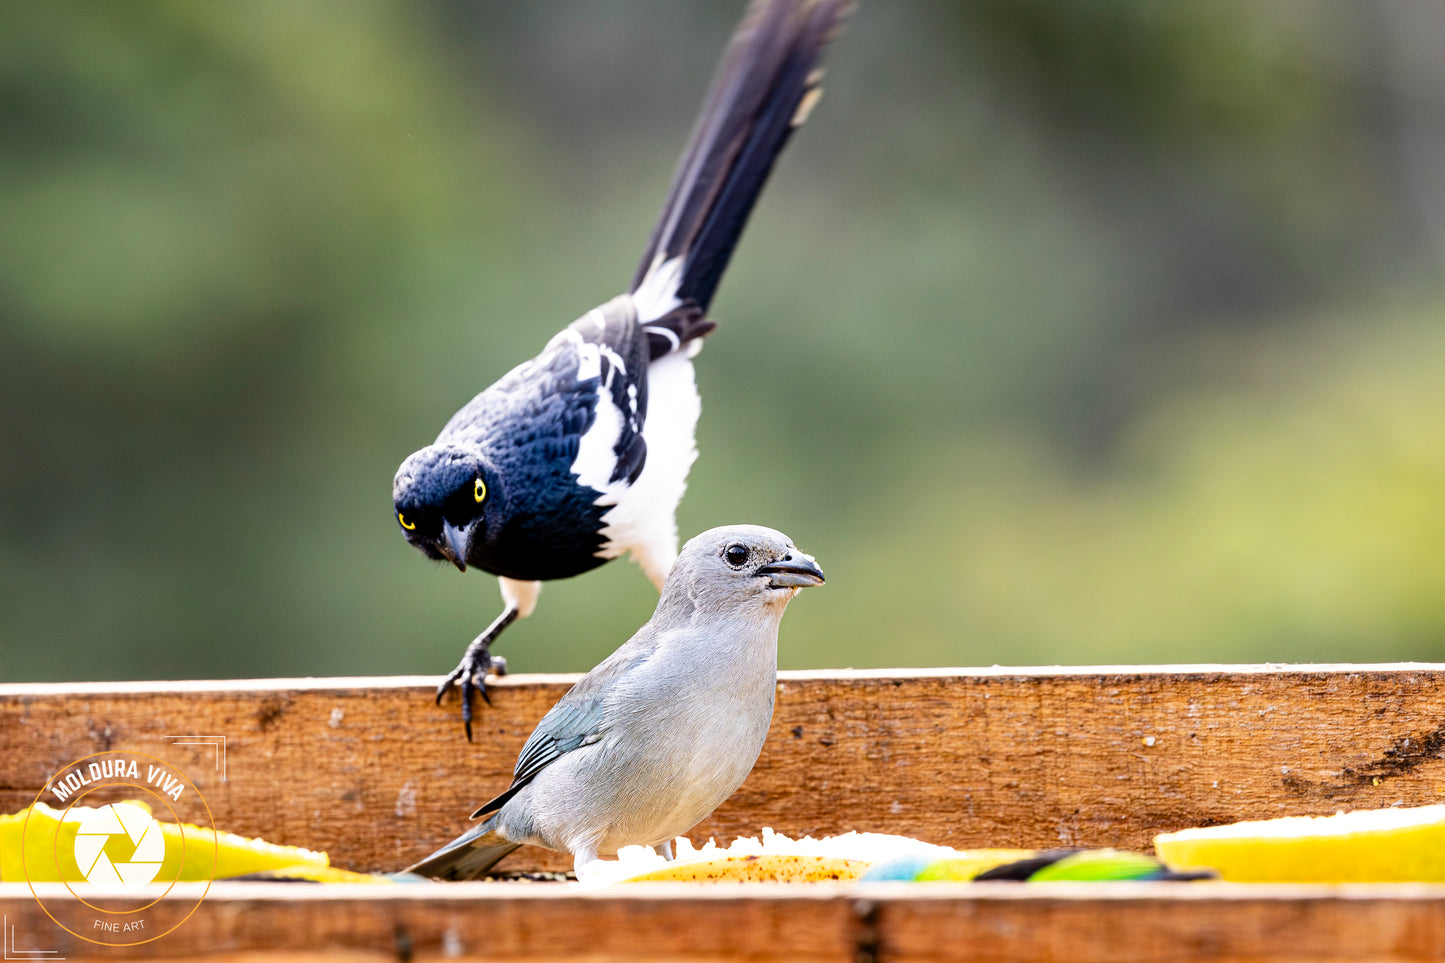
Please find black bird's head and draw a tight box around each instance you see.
[392,445,498,572]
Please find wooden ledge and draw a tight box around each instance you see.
[3,661,1441,696]
[4,666,1445,873]
[4,881,1445,961]
[4,667,1445,960]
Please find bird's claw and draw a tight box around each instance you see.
[437,644,508,742]
[434,605,521,740]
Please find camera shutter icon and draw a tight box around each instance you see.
[73,802,166,889]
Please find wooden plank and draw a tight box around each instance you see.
[3,666,1444,875]
[3,881,1445,961]
[0,881,863,962]
[864,882,1445,963]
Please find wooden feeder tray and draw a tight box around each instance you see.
[3,664,1444,960]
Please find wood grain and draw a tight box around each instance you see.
[2,666,1444,876]
[4,668,1445,961]
[0,881,863,962]
[3,881,1445,961]
[865,882,1445,962]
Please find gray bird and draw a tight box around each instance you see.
[407,525,825,879]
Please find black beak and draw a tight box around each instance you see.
[755,555,825,589]
[437,521,473,573]
[435,544,467,573]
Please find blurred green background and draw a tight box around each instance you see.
[4,1,1445,683]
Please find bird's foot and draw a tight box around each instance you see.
[436,607,519,741]
[436,641,503,741]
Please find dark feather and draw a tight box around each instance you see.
[972,850,1085,881]
[631,0,851,314]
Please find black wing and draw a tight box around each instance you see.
[440,294,651,488]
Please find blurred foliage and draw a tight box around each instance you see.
[2,1,1443,682]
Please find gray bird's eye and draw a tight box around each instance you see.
[724,544,749,567]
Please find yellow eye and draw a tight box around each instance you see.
[397,512,416,531]
[473,478,487,503]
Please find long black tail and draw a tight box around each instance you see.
[630,0,850,325]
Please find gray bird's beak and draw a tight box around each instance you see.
[755,556,825,589]
[440,521,474,573]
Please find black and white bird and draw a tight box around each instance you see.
[392,0,850,738]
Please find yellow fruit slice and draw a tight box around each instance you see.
[627,853,870,882]
[1154,804,1445,882]
[913,851,1040,881]
[0,801,328,883]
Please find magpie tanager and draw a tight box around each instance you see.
[392,0,849,739]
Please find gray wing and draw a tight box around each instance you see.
[469,636,655,819]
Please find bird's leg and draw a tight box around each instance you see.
[654,840,675,861]
[436,604,519,742]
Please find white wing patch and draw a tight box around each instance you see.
[579,350,700,590]
[571,382,625,494]
[565,286,700,590]
[544,328,606,383]
[548,322,628,393]
[597,344,628,391]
